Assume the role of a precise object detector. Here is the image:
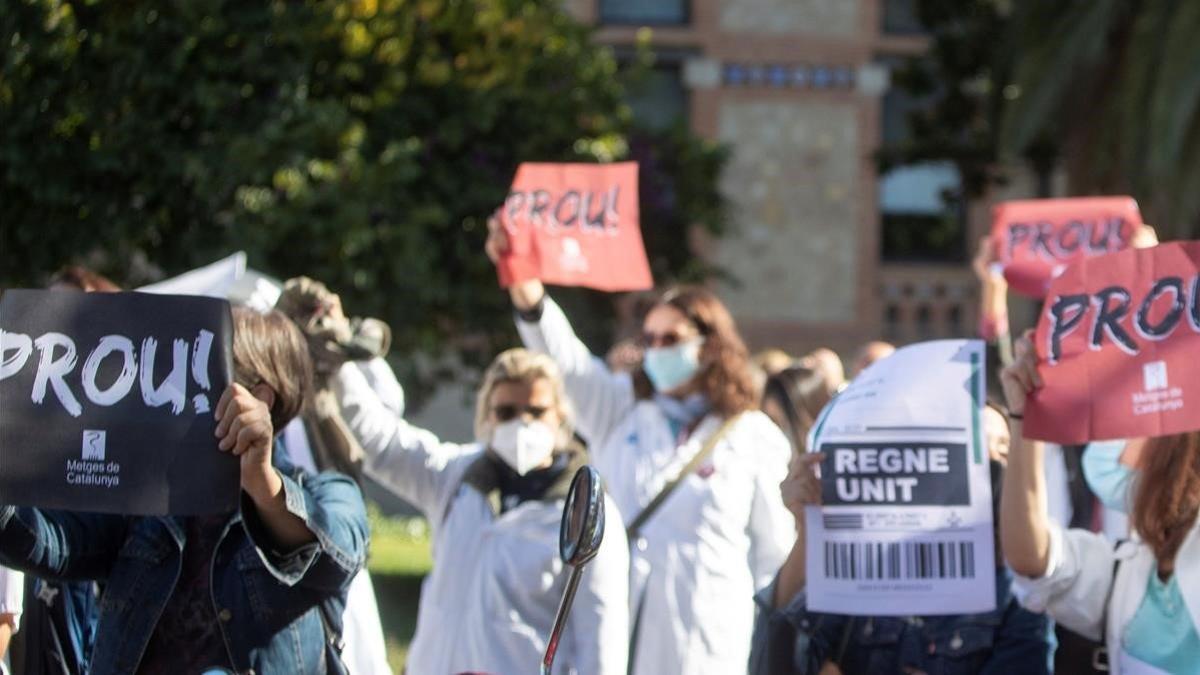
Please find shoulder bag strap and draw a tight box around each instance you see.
[626,413,743,541]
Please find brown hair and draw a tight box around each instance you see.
[1132,432,1200,570]
[232,307,314,432]
[762,365,832,453]
[50,265,121,292]
[654,285,757,417]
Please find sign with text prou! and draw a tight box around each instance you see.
[991,196,1142,298]
[496,162,652,292]
[1025,242,1200,444]
[806,339,995,616]
[0,290,237,515]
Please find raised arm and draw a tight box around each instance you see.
[998,333,1052,578]
[487,217,636,445]
[333,362,475,518]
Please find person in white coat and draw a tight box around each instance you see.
[0,566,21,675]
[486,220,794,675]
[335,347,629,675]
[1000,333,1200,674]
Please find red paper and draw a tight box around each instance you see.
[1025,242,1200,444]
[991,197,1142,298]
[495,162,651,292]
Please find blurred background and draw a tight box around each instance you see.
[4,0,1199,668]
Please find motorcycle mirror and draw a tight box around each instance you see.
[542,465,606,675]
[559,465,605,567]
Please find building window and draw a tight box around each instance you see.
[882,0,925,35]
[878,63,965,263]
[600,0,688,26]
[625,64,688,130]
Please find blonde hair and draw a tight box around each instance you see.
[473,348,574,443]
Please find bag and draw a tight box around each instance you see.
[625,413,743,541]
[1054,541,1125,675]
[625,413,743,673]
[316,595,350,675]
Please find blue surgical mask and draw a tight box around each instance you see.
[1082,440,1137,513]
[643,338,703,393]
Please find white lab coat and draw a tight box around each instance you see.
[0,566,22,675]
[517,298,795,675]
[335,364,630,675]
[1013,519,1200,675]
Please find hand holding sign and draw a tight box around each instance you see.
[1024,242,1200,444]
[991,197,1143,297]
[0,290,236,515]
[492,162,652,293]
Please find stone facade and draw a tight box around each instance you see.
[715,100,860,323]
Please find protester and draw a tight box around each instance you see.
[753,348,795,378]
[0,567,21,675]
[273,276,396,675]
[0,308,368,674]
[799,348,845,395]
[334,346,628,674]
[760,366,832,457]
[848,341,894,379]
[486,218,793,675]
[47,266,120,293]
[753,399,1052,674]
[1000,332,1200,674]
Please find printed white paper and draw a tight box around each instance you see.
[805,339,996,616]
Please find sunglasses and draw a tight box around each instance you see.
[492,404,551,422]
[641,331,695,349]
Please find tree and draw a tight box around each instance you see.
[0,0,728,393]
[999,0,1200,237]
[883,0,1200,238]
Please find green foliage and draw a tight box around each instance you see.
[999,0,1200,236]
[1,0,728,387]
[885,0,1200,237]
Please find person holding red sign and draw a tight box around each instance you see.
[487,221,794,675]
[1000,334,1200,674]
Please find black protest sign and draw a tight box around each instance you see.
[0,290,237,515]
[819,441,969,507]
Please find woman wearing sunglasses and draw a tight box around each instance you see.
[486,221,794,675]
[334,348,629,674]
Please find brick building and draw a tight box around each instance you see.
[567,0,1015,357]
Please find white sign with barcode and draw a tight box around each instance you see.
[805,339,996,616]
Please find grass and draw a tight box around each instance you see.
[366,507,433,672]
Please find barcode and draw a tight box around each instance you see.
[823,514,864,530]
[822,541,976,580]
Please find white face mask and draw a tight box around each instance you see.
[490,419,557,475]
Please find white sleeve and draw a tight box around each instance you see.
[356,357,406,417]
[562,496,630,675]
[516,297,635,448]
[744,415,797,591]
[0,566,23,632]
[1011,523,1116,641]
[334,362,475,519]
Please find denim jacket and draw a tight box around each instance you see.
[0,452,368,675]
[750,567,1051,675]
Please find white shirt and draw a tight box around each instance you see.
[517,298,795,675]
[335,364,630,675]
[0,566,23,675]
[1014,520,1200,675]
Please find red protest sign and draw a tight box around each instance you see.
[991,197,1142,298]
[495,162,652,292]
[1025,242,1200,444]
